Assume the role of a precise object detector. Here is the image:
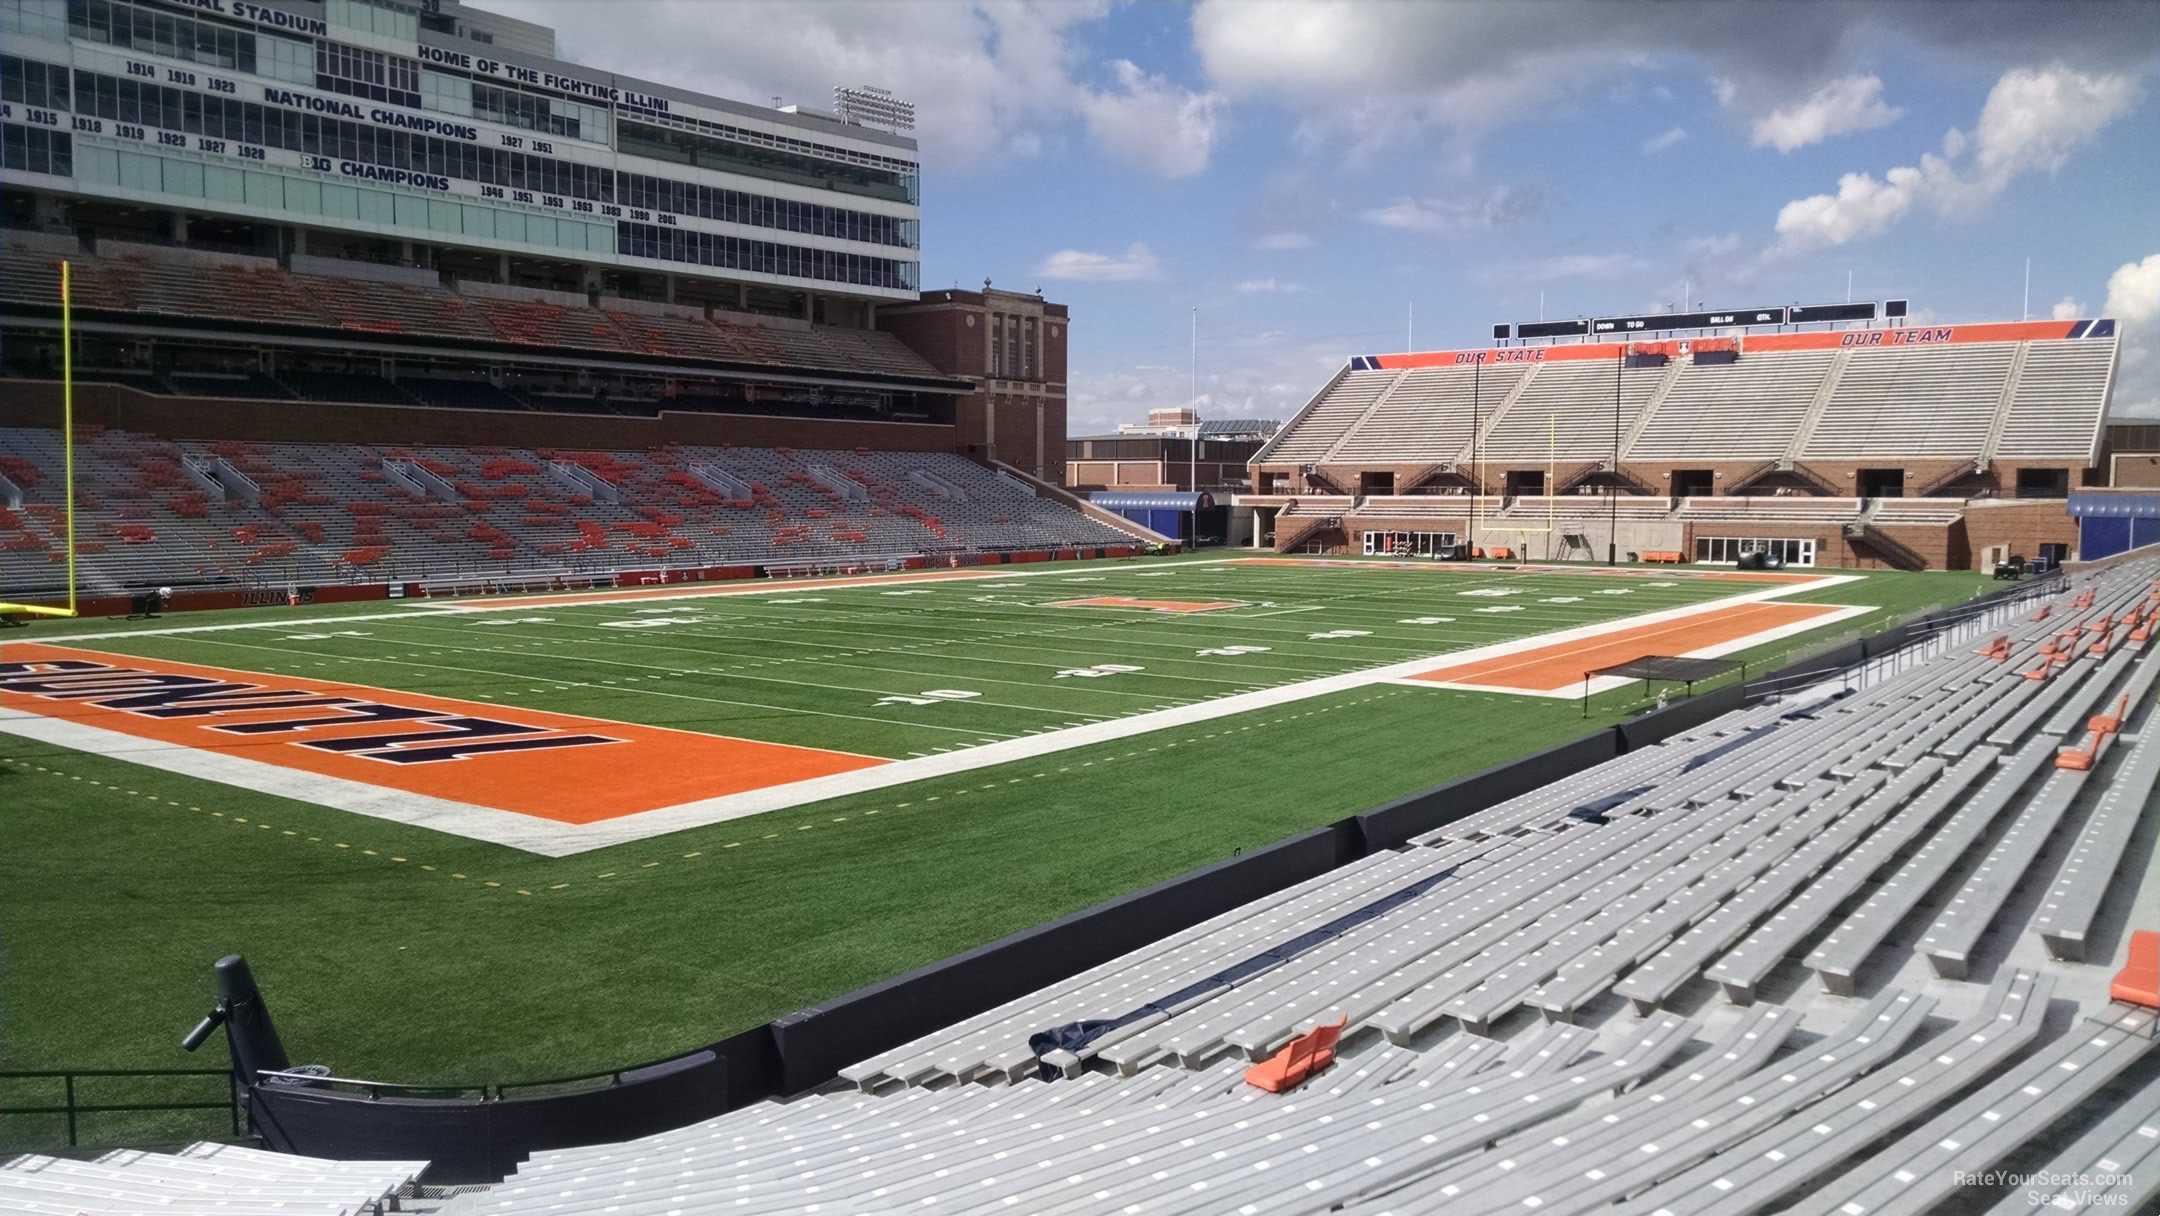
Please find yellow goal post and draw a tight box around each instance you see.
[1,259,80,618]
[1471,414,1557,550]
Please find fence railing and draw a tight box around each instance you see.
[1741,570,2067,702]
[0,1068,243,1148]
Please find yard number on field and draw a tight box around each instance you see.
[1196,645,1271,657]
[471,616,555,626]
[603,616,703,629]
[1399,616,1455,625]
[283,630,372,640]
[877,689,982,707]
[1054,664,1145,679]
[1307,629,1373,640]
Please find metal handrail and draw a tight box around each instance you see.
[0,1067,242,1147]
[255,1057,653,1103]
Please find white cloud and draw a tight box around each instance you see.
[1750,75,1902,151]
[1254,231,1311,251]
[1970,66,2144,185]
[1191,0,2154,156]
[1641,126,1689,154]
[2102,253,2160,418]
[1079,60,1226,178]
[481,0,1108,167]
[469,1,1228,178]
[1772,64,2140,253]
[2053,296,2087,320]
[1773,165,1932,250]
[1235,278,1303,294]
[1037,244,1165,282]
[1360,184,1545,235]
[2105,254,2160,326]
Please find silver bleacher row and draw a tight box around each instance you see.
[298,557,2160,1212]
[0,1142,424,1215]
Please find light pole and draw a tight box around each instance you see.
[1608,349,1621,565]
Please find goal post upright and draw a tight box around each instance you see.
[63,257,78,617]
[0,258,82,619]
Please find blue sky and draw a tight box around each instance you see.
[494,1,2160,427]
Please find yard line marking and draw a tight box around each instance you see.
[79,633,1020,741]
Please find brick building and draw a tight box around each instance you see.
[877,287,1068,483]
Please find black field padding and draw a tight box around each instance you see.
[250,1044,736,1185]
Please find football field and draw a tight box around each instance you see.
[0,554,1995,1133]
[6,556,1860,853]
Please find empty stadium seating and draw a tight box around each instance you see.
[1328,364,1533,462]
[398,555,2160,1214]
[0,1141,426,1214]
[0,245,945,385]
[1806,342,2019,459]
[1252,326,2116,476]
[0,428,1144,596]
[1998,339,2116,461]
[1253,369,1398,463]
[1482,359,1667,461]
[1628,349,1835,461]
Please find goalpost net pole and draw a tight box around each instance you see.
[63,257,77,617]
[1474,413,1557,557]
[1,258,80,619]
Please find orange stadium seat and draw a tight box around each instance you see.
[1244,1014,1347,1094]
[2113,932,2160,1009]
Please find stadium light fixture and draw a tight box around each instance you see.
[834,85,916,132]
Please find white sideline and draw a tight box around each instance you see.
[0,572,1858,855]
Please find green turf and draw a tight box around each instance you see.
[0,556,1993,1149]
[20,557,1758,756]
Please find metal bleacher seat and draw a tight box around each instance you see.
[1800,1005,2159,1216]
[1635,969,2054,1215]
[1705,752,1993,1004]
[1920,755,2097,980]
[360,558,2160,1216]
[2037,703,2160,962]
[1806,737,2055,994]
[1405,989,1938,1216]
[0,1141,424,1215]
[1253,369,1399,463]
[1976,1065,2160,1214]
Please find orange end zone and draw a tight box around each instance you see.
[1406,601,1844,692]
[1050,596,1241,613]
[0,643,883,824]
